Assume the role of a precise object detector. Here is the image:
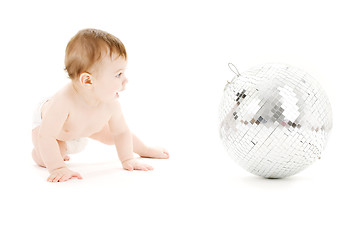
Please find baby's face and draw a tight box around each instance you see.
[91,54,128,102]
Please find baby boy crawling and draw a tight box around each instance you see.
[32,29,169,182]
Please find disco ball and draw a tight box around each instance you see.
[219,63,333,178]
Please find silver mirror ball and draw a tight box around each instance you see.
[219,63,333,178]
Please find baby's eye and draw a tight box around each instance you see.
[115,72,122,78]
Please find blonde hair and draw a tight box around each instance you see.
[64,28,127,80]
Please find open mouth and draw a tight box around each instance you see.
[115,92,119,98]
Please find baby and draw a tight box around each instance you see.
[32,29,169,182]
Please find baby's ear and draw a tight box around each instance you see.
[79,72,93,86]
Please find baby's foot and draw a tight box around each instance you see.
[64,155,70,161]
[140,146,169,159]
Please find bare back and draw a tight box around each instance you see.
[40,83,114,141]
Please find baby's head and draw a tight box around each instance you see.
[65,29,128,101]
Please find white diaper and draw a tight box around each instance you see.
[32,98,88,154]
[64,138,88,154]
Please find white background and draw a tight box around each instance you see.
[1,0,359,239]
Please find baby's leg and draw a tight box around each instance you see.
[89,125,147,155]
[89,124,169,159]
[32,127,68,167]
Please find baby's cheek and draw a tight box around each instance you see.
[117,82,124,89]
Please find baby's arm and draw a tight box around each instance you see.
[108,101,153,171]
[38,98,82,181]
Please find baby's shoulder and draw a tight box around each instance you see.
[55,85,73,103]
[46,85,73,109]
[40,86,72,120]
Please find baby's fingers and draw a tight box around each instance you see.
[47,174,55,182]
[74,172,83,179]
[47,173,61,182]
[124,164,134,171]
[144,164,154,171]
[47,173,57,182]
[122,161,134,171]
[53,174,64,182]
[136,163,153,171]
[59,174,70,182]
[58,173,82,182]
[70,171,83,180]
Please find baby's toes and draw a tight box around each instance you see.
[163,150,169,159]
[157,149,169,159]
[153,147,170,159]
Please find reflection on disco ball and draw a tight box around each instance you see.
[219,63,333,178]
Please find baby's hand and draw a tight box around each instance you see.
[47,167,83,182]
[122,158,154,171]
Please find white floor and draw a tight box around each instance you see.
[2,131,359,240]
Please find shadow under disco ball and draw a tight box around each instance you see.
[219,63,333,179]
